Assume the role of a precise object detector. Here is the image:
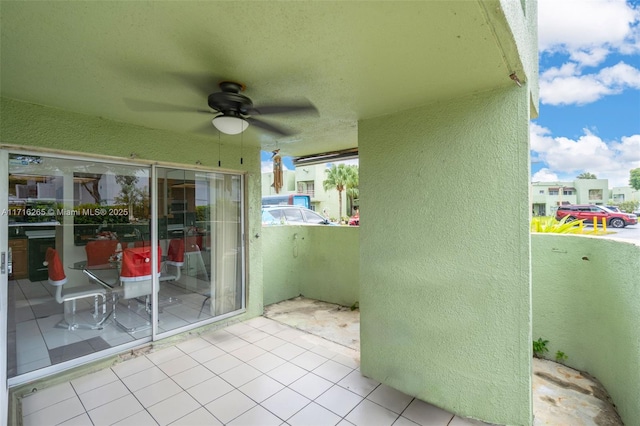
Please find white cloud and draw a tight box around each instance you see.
[539,0,639,65]
[532,168,559,182]
[261,161,272,173]
[611,134,640,162]
[540,61,640,105]
[530,124,640,186]
[568,48,610,67]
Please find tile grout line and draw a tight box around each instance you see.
[26,318,376,426]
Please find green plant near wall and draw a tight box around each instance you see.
[555,350,568,363]
[533,338,549,358]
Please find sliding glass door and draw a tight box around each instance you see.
[4,151,245,383]
[154,167,245,337]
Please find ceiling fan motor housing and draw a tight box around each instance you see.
[208,81,253,115]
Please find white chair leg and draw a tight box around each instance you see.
[93,295,99,319]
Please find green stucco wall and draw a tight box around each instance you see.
[532,234,640,425]
[0,96,265,320]
[359,86,532,425]
[262,226,359,307]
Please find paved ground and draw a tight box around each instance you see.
[532,359,623,425]
[599,224,640,244]
[266,297,623,425]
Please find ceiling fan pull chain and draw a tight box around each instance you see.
[218,131,222,167]
[240,127,244,165]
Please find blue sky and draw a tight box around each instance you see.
[263,0,640,187]
[533,0,640,187]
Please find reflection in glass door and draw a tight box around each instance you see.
[5,153,151,380]
[4,152,246,383]
[155,167,244,337]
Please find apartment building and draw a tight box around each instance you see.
[531,179,611,216]
[610,186,640,204]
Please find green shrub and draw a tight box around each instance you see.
[617,200,639,213]
[531,216,584,233]
[555,350,568,363]
[533,338,549,358]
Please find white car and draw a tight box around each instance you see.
[262,206,334,226]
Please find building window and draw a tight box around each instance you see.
[549,190,559,196]
[563,190,574,195]
[588,189,603,200]
[539,190,544,194]
[297,181,315,197]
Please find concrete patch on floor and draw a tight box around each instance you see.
[264,297,360,350]
[533,358,623,425]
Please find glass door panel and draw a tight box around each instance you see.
[6,153,151,378]
[155,168,244,335]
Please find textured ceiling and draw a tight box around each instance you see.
[1,1,515,157]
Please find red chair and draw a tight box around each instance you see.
[85,240,119,266]
[113,245,161,332]
[160,238,184,283]
[44,247,107,330]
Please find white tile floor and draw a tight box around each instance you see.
[20,316,489,426]
[9,275,216,377]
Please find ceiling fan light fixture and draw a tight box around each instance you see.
[212,115,249,135]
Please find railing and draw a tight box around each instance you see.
[296,190,315,198]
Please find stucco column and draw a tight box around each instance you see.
[359,86,532,425]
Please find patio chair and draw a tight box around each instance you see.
[44,247,108,330]
[85,239,119,266]
[158,238,184,307]
[112,245,161,333]
[160,238,184,283]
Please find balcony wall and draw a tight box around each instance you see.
[262,225,359,307]
[262,228,639,425]
[532,234,640,425]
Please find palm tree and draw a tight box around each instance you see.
[345,166,359,215]
[323,164,349,221]
[577,172,597,179]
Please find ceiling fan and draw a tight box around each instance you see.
[125,80,318,137]
[208,81,318,136]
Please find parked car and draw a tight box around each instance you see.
[262,205,334,226]
[555,204,638,228]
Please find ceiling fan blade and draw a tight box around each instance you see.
[247,117,296,137]
[168,72,223,96]
[248,99,318,116]
[123,98,212,114]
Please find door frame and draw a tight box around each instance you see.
[2,148,247,388]
[1,149,9,426]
